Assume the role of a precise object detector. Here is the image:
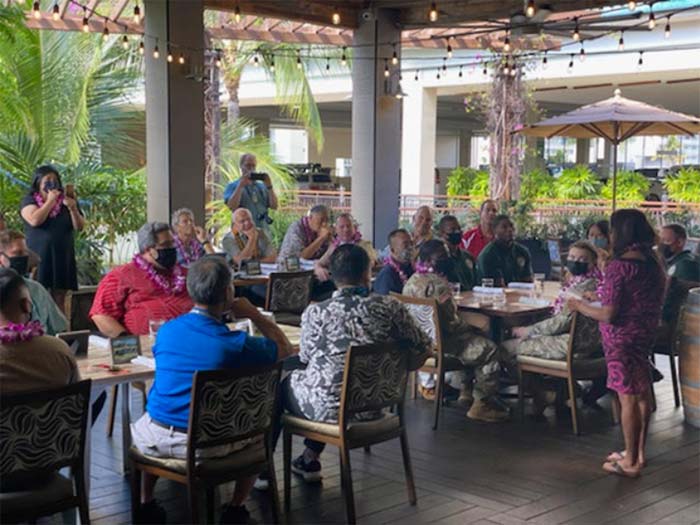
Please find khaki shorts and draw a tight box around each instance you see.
[131,414,253,460]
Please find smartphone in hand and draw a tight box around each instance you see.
[65,184,76,199]
[250,172,266,182]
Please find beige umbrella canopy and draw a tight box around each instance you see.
[518,89,700,209]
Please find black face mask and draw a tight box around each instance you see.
[5,255,29,276]
[660,244,675,260]
[43,181,60,192]
[434,258,454,276]
[567,260,589,276]
[155,247,178,269]
[446,232,462,246]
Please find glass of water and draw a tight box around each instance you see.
[149,319,165,341]
[533,273,546,298]
[449,282,461,299]
[482,278,494,288]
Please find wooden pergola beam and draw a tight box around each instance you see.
[207,26,351,46]
[24,12,139,33]
[59,0,71,18]
[109,0,131,20]
[205,0,359,29]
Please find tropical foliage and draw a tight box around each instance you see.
[553,165,601,200]
[520,169,556,200]
[664,167,700,203]
[601,170,650,202]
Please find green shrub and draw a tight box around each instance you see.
[520,169,555,200]
[664,168,700,203]
[470,170,491,198]
[553,165,601,200]
[601,170,650,202]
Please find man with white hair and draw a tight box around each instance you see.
[411,205,434,251]
[171,208,214,268]
[90,222,192,336]
[223,153,279,231]
[222,208,277,267]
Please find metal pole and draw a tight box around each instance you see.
[612,122,619,212]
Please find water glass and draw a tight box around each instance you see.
[449,282,461,299]
[533,273,546,298]
[494,290,507,307]
[148,319,165,341]
[482,278,494,288]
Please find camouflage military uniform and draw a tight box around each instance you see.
[502,276,601,368]
[403,272,501,399]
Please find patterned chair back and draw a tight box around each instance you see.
[0,380,91,478]
[188,364,282,453]
[339,343,408,420]
[567,312,602,362]
[392,294,442,354]
[265,271,314,314]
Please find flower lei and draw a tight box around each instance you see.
[384,256,411,285]
[332,230,362,248]
[33,192,64,219]
[0,320,44,344]
[133,254,186,295]
[173,234,203,267]
[415,260,448,280]
[300,216,318,246]
[553,269,602,314]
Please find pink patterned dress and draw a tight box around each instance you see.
[599,258,665,395]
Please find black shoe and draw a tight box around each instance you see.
[134,499,167,524]
[291,455,322,483]
[220,504,250,524]
[651,365,664,383]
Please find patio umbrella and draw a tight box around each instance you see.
[517,89,700,210]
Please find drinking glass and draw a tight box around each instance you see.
[533,273,546,298]
[482,278,494,288]
[449,282,461,299]
[148,319,165,341]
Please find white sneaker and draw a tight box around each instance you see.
[253,475,269,491]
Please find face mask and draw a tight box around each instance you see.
[591,238,608,249]
[567,260,589,276]
[43,181,59,192]
[6,255,29,276]
[396,248,413,263]
[155,247,177,269]
[660,244,675,260]
[434,258,454,276]
[447,232,462,246]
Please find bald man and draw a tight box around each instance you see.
[411,206,434,251]
[222,208,277,268]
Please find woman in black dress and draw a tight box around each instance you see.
[20,165,85,311]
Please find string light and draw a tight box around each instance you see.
[32,1,40,19]
[270,56,275,72]
[341,46,347,66]
[665,16,671,38]
[52,2,60,21]
[637,50,644,69]
[178,53,185,64]
[579,44,586,61]
[503,62,510,76]
[167,48,173,62]
[82,13,89,32]
[618,31,625,50]
[296,50,302,69]
[503,34,511,53]
[153,43,160,59]
[446,38,453,59]
[384,59,390,77]
[332,8,340,25]
[567,53,574,73]
[572,18,580,41]
[102,21,109,41]
[510,63,517,77]
[253,53,260,66]
[459,65,463,78]
[392,44,398,65]
[482,63,488,76]
[133,4,141,24]
[138,40,145,55]
[234,4,241,23]
[436,67,441,80]
[442,57,447,71]
[121,34,129,50]
[414,70,419,81]
[429,2,438,22]
[627,0,636,10]
[542,50,548,69]
[648,7,656,29]
[215,51,222,68]
[526,0,536,17]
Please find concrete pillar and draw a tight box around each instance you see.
[601,140,613,178]
[351,8,402,245]
[401,84,437,197]
[459,130,472,167]
[576,138,590,165]
[145,0,206,224]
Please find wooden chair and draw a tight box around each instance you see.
[392,293,463,430]
[64,286,98,331]
[265,270,314,326]
[129,365,282,524]
[0,380,92,524]
[282,343,416,524]
[652,277,700,407]
[517,312,608,435]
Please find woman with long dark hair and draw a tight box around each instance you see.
[19,165,84,310]
[568,209,665,477]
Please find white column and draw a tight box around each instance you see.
[576,138,590,165]
[145,0,206,224]
[401,84,437,197]
[351,8,402,246]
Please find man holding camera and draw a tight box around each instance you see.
[224,153,279,232]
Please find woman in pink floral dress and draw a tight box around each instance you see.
[568,209,665,478]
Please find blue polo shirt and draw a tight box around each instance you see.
[147,312,278,428]
[223,179,270,229]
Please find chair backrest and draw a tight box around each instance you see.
[566,312,602,364]
[0,380,91,478]
[339,343,409,423]
[187,364,282,457]
[391,293,442,354]
[663,277,700,326]
[265,270,314,314]
[65,286,98,331]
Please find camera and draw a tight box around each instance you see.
[257,212,273,225]
[250,172,267,182]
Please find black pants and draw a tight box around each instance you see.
[273,376,326,455]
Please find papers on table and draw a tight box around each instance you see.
[508,282,535,290]
[131,355,155,369]
[517,297,551,307]
[472,286,505,295]
[89,334,111,350]
[260,263,277,276]
[299,259,316,271]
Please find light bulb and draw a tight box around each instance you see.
[215,52,222,68]
[637,51,643,69]
[429,2,438,22]
[392,46,398,65]
[627,1,636,10]
[32,1,40,19]
[122,35,129,50]
[436,68,441,80]
[442,57,447,71]
[664,18,671,38]
[133,4,141,24]
[296,55,302,69]
[459,65,463,78]
[178,54,185,64]
[503,64,510,76]
[648,12,656,29]
[341,47,347,66]
[153,45,160,59]
[332,10,340,25]
[253,54,259,66]
[579,47,586,61]
[503,35,511,53]
[138,41,145,55]
[526,0,536,17]
[234,5,241,23]
[447,42,453,59]
[102,25,109,41]
[325,58,329,71]
[542,51,548,69]
[618,32,625,50]
[572,18,580,41]
[384,59,390,77]
[167,49,173,63]
[82,17,89,32]
[52,3,59,21]
[414,70,419,81]
[567,54,574,73]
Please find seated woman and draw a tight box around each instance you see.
[502,241,602,414]
[314,213,377,281]
[587,220,611,272]
[171,208,214,267]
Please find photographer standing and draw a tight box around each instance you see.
[223,153,278,232]
[19,165,84,312]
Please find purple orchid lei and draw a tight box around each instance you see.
[0,320,44,344]
[383,256,411,285]
[333,230,362,248]
[173,233,203,266]
[33,192,64,218]
[133,254,186,295]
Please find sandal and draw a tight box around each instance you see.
[606,451,646,468]
[602,460,641,478]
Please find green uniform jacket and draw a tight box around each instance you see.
[667,250,700,282]
[449,249,477,291]
[476,241,533,285]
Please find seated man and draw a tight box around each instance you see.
[90,222,193,337]
[438,215,477,291]
[314,213,377,281]
[659,224,700,283]
[0,267,77,393]
[502,241,602,415]
[462,199,498,258]
[0,231,68,335]
[130,256,294,523]
[222,208,278,268]
[411,205,434,252]
[373,229,414,295]
[477,215,533,286]
[171,207,214,267]
[403,240,509,422]
[278,245,431,482]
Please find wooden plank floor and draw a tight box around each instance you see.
[54,358,700,524]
